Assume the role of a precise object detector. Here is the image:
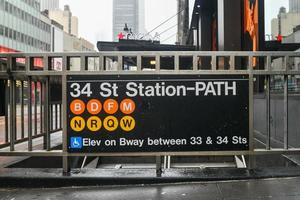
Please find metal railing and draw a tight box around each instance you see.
[0,51,300,173]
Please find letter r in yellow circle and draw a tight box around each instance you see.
[120,116,136,132]
[103,116,118,132]
[87,116,102,132]
[70,116,85,132]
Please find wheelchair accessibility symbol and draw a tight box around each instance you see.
[70,137,83,149]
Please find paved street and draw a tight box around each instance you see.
[1,177,300,200]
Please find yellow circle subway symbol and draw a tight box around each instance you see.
[70,116,85,132]
[103,116,118,132]
[87,116,102,132]
[120,116,136,132]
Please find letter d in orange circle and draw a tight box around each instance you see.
[87,99,102,115]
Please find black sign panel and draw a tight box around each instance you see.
[67,75,249,153]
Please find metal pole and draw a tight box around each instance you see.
[21,81,24,139]
[266,75,271,150]
[283,75,289,149]
[62,56,70,174]
[28,77,33,151]
[5,80,9,144]
[34,81,37,136]
[49,103,52,131]
[44,77,50,150]
[9,79,15,151]
[248,56,255,169]
[156,156,162,177]
[40,81,43,135]
[55,104,58,130]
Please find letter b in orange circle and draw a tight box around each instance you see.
[87,99,102,115]
[120,99,135,115]
[70,99,85,115]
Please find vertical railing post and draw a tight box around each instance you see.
[156,156,162,177]
[28,78,33,151]
[174,54,179,71]
[266,75,271,150]
[5,79,9,144]
[212,55,217,71]
[117,54,123,71]
[137,54,142,72]
[21,81,25,139]
[62,56,70,174]
[193,54,198,71]
[44,76,50,151]
[8,56,15,151]
[248,55,255,169]
[26,57,33,151]
[230,55,235,71]
[34,81,38,136]
[40,81,43,135]
[266,56,271,150]
[283,56,289,149]
[155,55,160,72]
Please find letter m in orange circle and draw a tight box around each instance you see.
[120,99,135,115]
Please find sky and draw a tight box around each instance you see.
[59,0,290,46]
[60,0,177,45]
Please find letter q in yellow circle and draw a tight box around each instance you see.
[103,116,118,132]
[87,116,102,132]
[70,116,85,132]
[120,116,136,132]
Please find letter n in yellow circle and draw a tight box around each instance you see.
[70,116,85,132]
[120,116,135,132]
[87,116,102,132]
[103,116,118,132]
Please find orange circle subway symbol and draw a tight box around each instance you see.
[103,99,119,114]
[70,99,85,115]
[87,99,102,115]
[120,99,135,115]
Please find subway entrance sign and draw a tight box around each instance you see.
[67,75,249,153]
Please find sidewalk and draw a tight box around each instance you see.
[0,177,300,200]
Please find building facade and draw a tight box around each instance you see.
[40,0,59,11]
[63,32,95,70]
[0,0,51,52]
[112,0,145,41]
[63,32,94,52]
[48,5,78,37]
[50,19,63,52]
[271,3,300,38]
[290,0,300,13]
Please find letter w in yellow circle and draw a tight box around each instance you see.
[120,116,135,132]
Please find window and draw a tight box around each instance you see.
[9,29,12,39]
[0,0,4,10]
[13,30,16,40]
[0,25,3,35]
[8,3,12,13]
[4,27,8,37]
[4,1,8,11]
